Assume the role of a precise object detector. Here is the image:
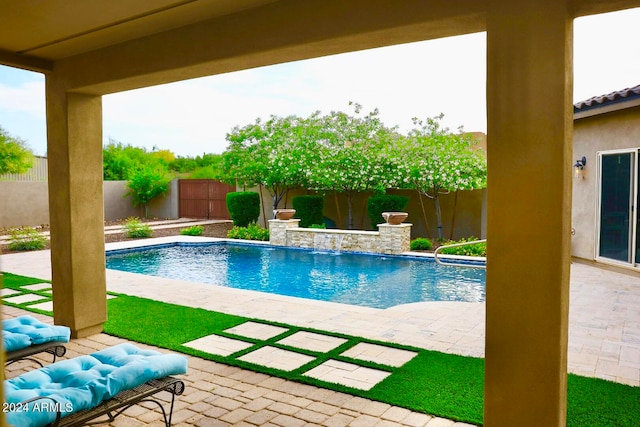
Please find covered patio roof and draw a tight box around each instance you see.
[2,1,640,426]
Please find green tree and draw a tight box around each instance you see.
[397,114,487,239]
[125,166,172,218]
[223,114,321,209]
[0,126,34,175]
[103,139,172,180]
[307,104,402,229]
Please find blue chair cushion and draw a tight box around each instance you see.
[4,343,188,427]
[2,330,33,352]
[3,315,71,348]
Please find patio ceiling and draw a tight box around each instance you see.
[2,0,639,95]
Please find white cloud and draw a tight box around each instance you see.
[0,80,46,118]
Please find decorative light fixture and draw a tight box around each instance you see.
[574,156,587,178]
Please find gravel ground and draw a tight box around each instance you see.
[1,219,233,254]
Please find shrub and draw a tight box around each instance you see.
[8,226,47,251]
[439,237,486,257]
[124,217,153,238]
[227,223,269,241]
[292,195,324,228]
[410,237,433,251]
[308,223,326,229]
[125,167,172,218]
[180,225,203,236]
[226,192,260,227]
[367,195,409,229]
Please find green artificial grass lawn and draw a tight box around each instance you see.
[3,272,640,426]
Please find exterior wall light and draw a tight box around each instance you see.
[574,156,587,178]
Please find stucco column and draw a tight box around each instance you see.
[46,79,107,338]
[485,2,572,426]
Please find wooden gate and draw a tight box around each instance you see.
[178,179,235,219]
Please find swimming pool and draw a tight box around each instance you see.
[106,242,486,309]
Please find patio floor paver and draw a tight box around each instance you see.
[0,288,21,297]
[224,321,288,340]
[27,301,53,311]
[277,330,348,352]
[183,334,253,357]
[237,346,315,371]
[341,342,418,367]
[21,283,52,291]
[304,359,392,390]
[3,293,48,304]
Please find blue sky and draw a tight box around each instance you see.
[1,8,639,157]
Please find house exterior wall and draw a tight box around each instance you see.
[572,104,640,262]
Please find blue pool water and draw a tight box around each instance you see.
[106,243,486,309]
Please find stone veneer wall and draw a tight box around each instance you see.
[268,219,411,254]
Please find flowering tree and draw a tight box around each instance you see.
[396,114,487,239]
[307,104,403,229]
[223,114,321,210]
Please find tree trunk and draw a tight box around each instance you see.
[417,191,432,239]
[259,184,267,226]
[334,191,343,228]
[435,195,444,240]
[347,192,354,230]
[449,190,459,240]
[360,197,367,229]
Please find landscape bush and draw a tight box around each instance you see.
[8,226,47,251]
[292,195,324,228]
[226,192,260,227]
[367,194,409,229]
[180,225,204,236]
[227,223,269,241]
[410,237,433,251]
[438,236,486,257]
[124,217,153,238]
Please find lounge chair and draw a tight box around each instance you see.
[4,343,188,427]
[3,315,70,368]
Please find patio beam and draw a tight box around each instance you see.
[485,1,573,425]
[54,0,485,95]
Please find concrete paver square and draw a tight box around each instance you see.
[277,331,348,353]
[3,293,47,304]
[238,346,315,371]
[184,334,253,357]
[341,342,418,367]
[304,359,391,390]
[0,289,21,297]
[28,301,53,312]
[225,321,288,340]
[21,283,52,291]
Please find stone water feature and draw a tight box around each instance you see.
[268,217,411,255]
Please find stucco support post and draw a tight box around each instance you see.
[46,79,107,338]
[485,1,572,426]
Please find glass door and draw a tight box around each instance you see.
[597,150,637,265]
